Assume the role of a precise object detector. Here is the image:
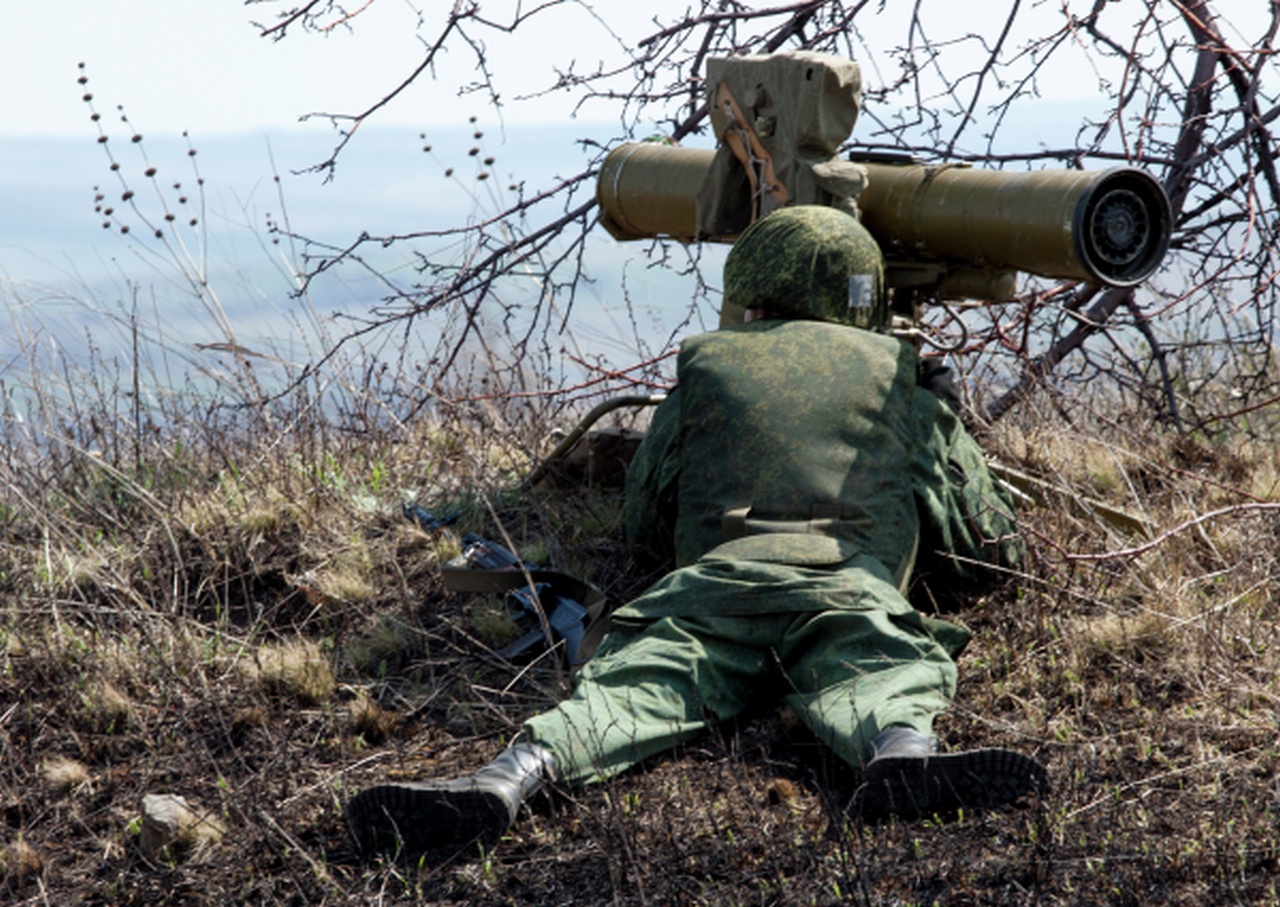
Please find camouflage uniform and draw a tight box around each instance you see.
[344,207,1039,855]
[521,208,1020,785]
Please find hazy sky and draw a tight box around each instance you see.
[0,3,669,300]
[0,2,720,360]
[1,3,1271,370]
[5,2,1270,141]
[1,2,683,139]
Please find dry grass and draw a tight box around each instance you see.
[3,307,1280,905]
[250,639,337,706]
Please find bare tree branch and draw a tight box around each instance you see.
[249,1,1280,433]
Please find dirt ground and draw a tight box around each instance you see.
[4,412,1280,905]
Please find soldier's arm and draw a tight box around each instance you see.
[911,388,1023,594]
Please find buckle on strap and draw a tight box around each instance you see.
[722,503,848,541]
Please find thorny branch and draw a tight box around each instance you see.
[1058,501,1280,564]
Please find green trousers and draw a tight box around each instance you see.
[521,572,959,786]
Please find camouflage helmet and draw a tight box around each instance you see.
[723,205,887,330]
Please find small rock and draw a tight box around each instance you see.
[139,793,225,864]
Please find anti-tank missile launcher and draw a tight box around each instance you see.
[596,51,1171,320]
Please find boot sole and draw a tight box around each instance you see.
[857,747,1048,822]
[346,783,511,856]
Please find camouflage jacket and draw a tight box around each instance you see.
[625,319,1021,601]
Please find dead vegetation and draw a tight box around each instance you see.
[2,333,1280,906]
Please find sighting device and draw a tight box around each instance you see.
[596,51,1172,319]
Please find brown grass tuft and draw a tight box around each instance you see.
[230,705,269,737]
[349,690,396,743]
[251,639,335,705]
[344,616,423,677]
[82,679,133,733]
[467,595,523,648]
[0,837,45,886]
[764,776,799,805]
[41,755,91,794]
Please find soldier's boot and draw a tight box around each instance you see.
[346,742,556,855]
[858,726,1048,822]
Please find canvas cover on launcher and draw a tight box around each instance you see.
[697,51,870,237]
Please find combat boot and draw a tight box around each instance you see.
[858,726,1047,822]
[346,742,556,855]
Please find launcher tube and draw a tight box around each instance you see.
[597,142,709,241]
[595,142,1171,288]
[858,162,1170,288]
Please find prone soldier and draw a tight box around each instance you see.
[345,205,1049,854]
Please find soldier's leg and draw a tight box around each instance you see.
[779,605,957,768]
[779,603,1046,819]
[521,612,781,785]
[347,614,772,856]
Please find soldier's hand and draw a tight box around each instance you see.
[919,361,962,414]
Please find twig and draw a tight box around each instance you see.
[1060,502,1280,563]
